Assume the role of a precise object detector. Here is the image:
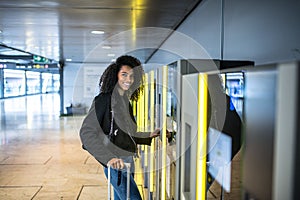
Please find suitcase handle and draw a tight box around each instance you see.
[107,163,131,200]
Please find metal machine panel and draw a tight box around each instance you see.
[181,73,199,200]
[243,66,277,200]
[243,62,300,200]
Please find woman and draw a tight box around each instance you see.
[80,55,160,200]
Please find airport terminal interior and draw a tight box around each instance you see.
[0,0,300,199]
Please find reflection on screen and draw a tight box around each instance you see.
[207,127,232,192]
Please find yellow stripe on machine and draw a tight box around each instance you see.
[196,73,208,200]
[149,70,155,192]
[161,65,168,200]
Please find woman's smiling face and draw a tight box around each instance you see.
[117,65,134,91]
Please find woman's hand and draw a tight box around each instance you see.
[107,158,124,169]
[150,128,172,138]
[150,128,160,138]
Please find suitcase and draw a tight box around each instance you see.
[108,163,131,200]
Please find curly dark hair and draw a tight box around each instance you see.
[99,55,144,101]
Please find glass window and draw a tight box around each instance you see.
[26,71,41,94]
[42,73,53,93]
[4,69,26,97]
[224,72,244,117]
[53,74,60,92]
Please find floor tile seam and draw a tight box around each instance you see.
[0,156,9,163]
[0,185,43,199]
[0,185,42,188]
[76,184,104,200]
[0,163,47,165]
[31,185,43,200]
[0,155,52,165]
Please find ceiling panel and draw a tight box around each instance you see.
[0,0,202,66]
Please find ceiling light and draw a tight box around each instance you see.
[107,54,115,57]
[66,58,72,62]
[102,45,111,49]
[39,1,59,6]
[91,30,105,34]
[0,30,2,34]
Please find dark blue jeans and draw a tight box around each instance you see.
[104,165,142,200]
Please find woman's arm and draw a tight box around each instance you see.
[133,128,170,145]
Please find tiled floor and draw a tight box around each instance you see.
[0,93,109,199]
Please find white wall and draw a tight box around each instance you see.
[224,0,300,64]
[149,0,300,65]
[63,63,107,113]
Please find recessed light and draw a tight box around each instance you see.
[39,1,59,6]
[66,58,72,62]
[102,45,111,49]
[91,30,105,34]
[107,53,115,57]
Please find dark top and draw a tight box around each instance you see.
[80,92,152,167]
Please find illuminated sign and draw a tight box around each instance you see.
[33,55,49,63]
